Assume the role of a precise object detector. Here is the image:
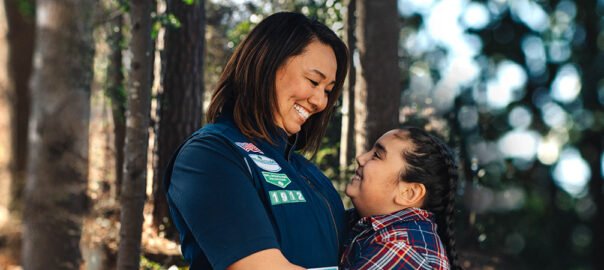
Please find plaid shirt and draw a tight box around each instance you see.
[340,208,450,270]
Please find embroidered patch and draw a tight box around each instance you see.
[269,190,306,205]
[249,154,281,172]
[262,172,291,188]
[235,142,263,154]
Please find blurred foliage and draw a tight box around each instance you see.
[140,256,164,270]
[16,0,35,19]
[395,0,604,269]
[152,13,182,39]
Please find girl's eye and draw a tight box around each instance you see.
[324,89,332,95]
[308,79,319,87]
[372,151,380,160]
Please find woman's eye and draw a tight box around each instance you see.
[308,79,319,87]
[372,152,380,159]
[324,89,332,95]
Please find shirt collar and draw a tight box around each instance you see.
[216,101,298,159]
[357,208,435,232]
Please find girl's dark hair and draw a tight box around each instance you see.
[395,127,462,270]
[206,12,349,154]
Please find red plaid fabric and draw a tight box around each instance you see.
[340,208,450,270]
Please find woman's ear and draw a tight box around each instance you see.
[394,182,426,208]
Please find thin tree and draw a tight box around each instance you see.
[353,0,400,153]
[22,0,95,268]
[152,0,205,236]
[339,0,356,180]
[116,0,153,268]
[0,0,10,218]
[105,3,126,199]
[4,0,34,214]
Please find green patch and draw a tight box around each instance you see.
[269,190,306,205]
[262,172,291,188]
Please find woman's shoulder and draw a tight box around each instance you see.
[174,123,252,167]
[184,121,250,147]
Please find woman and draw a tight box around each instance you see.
[164,12,348,269]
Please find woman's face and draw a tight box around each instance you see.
[273,40,337,136]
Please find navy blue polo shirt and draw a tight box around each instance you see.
[164,113,345,269]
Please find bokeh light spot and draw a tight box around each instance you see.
[498,129,540,160]
[508,106,532,129]
[551,64,581,103]
[462,2,490,29]
[553,148,591,197]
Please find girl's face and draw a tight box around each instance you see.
[345,130,415,217]
[273,40,337,136]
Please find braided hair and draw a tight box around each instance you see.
[394,127,462,270]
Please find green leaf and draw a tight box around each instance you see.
[17,0,35,18]
[167,13,182,28]
[151,21,162,39]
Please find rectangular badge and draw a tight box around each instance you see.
[269,190,306,205]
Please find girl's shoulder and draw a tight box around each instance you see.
[374,217,438,244]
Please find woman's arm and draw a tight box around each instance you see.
[227,249,305,270]
[168,135,281,269]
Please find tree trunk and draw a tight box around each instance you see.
[339,0,356,180]
[4,0,34,214]
[353,0,400,154]
[22,0,95,269]
[152,0,205,237]
[0,0,10,218]
[116,0,153,268]
[106,13,126,200]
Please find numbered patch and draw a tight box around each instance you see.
[269,190,306,205]
[262,172,291,188]
[249,154,281,172]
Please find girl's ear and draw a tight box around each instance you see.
[394,182,426,208]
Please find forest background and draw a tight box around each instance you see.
[0,0,603,269]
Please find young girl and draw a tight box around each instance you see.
[341,127,462,270]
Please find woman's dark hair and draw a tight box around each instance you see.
[206,12,349,154]
[395,127,462,270]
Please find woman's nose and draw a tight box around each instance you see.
[308,88,327,112]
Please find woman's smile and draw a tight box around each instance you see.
[293,103,311,121]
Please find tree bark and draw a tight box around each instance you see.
[116,0,153,268]
[106,13,126,200]
[353,0,400,154]
[4,0,34,214]
[22,0,95,269]
[152,0,204,236]
[339,0,356,180]
[0,0,10,216]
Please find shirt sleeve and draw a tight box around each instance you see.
[167,134,279,269]
[351,236,431,270]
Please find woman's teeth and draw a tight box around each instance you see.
[294,104,310,120]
